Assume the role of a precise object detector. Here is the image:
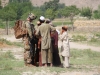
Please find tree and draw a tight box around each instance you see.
[56,5,79,31]
[93,10,100,19]
[45,9,54,20]
[0,0,34,32]
[44,0,59,10]
[69,13,75,31]
[32,8,43,19]
[0,5,17,35]
[0,0,2,9]
[41,0,59,20]
[56,5,79,18]
[22,2,33,14]
[93,5,100,19]
[7,2,33,20]
[9,0,29,3]
[21,8,43,20]
[80,7,92,19]
[67,6,79,31]
[7,3,22,20]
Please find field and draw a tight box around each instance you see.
[0,18,100,75]
[0,32,100,75]
[0,48,100,75]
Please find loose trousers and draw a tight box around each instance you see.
[23,37,31,64]
[62,56,69,68]
[41,49,52,64]
[23,36,35,65]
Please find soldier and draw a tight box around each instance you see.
[34,21,41,66]
[35,17,56,67]
[23,13,37,67]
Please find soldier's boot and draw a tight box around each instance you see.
[25,63,27,66]
[27,64,35,67]
[24,60,28,66]
[27,59,36,67]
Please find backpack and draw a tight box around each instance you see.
[13,20,27,39]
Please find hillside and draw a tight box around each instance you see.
[30,0,100,10]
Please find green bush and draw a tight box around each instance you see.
[0,20,5,28]
[0,38,12,45]
[0,70,20,75]
[0,51,14,60]
[95,33,100,38]
[71,49,100,66]
[9,21,16,28]
[0,51,24,71]
[0,38,23,47]
[52,21,72,26]
[72,35,87,41]
[0,51,14,70]
[90,38,98,42]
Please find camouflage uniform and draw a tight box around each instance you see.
[23,20,35,66]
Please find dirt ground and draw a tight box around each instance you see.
[1,34,100,52]
[0,34,100,75]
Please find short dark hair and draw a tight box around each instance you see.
[46,21,49,23]
[62,27,67,31]
[39,19,45,23]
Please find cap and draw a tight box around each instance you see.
[40,16,45,21]
[49,22,55,27]
[28,13,37,20]
[46,19,51,23]
[46,19,51,22]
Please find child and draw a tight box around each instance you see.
[59,26,70,68]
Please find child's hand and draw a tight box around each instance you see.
[61,31,63,34]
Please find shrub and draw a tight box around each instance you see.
[71,49,100,66]
[0,51,15,60]
[0,51,14,70]
[95,33,100,38]
[72,35,87,41]
[0,20,5,28]
[52,21,72,26]
[90,38,98,42]
[0,38,23,47]
[0,38,12,45]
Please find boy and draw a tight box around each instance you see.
[59,26,70,68]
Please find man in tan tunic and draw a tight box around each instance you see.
[35,17,56,67]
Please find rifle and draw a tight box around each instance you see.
[28,24,37,57]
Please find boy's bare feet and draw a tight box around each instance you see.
[50,63,53,67]
[44,63,47,67]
